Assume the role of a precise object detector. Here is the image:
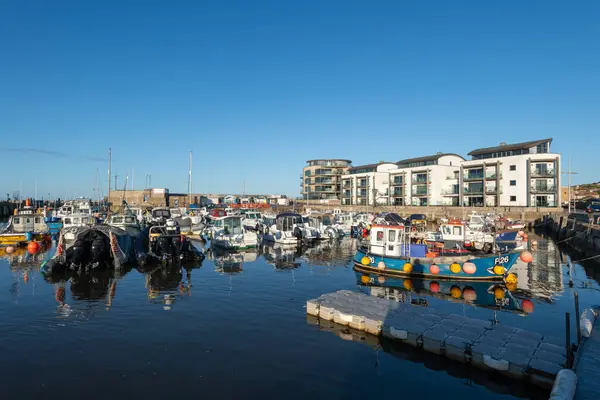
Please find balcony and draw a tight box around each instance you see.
[342,183,352,188]
[441,188,459,196]
[485,187,501,195]
[412,189,428,196]
[463,174,484,181]
[342,192,352,198]
[531,201,557,207]
[530,169,555,178]
[485,172,502,179]
[446,175,459,180]
[391,179,404,186]
[464,188,484,195]
[392,190,403,197]
[412,177,428,184]
[530,185,556,193]
[356,183,368,188]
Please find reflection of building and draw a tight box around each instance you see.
[302,159,352,203]
[511,238,563,298]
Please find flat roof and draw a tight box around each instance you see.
[396,153,465,165]
[305,159,352,163]
[468,138,553,156]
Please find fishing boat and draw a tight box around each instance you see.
[304,213,343,239]
[353,224,527,281]
[0,200,51,246]
[434,218,525,252]
[61,213,97,241]
[106,214,142,238]
[56,198,93,219]
[261,212,317,245]
[41,225,134,275]
[207,215,259,250]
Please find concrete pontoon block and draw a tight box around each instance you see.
[306,299,321,316]
[497,349,532,380]
[365,315,384,335]
[528,358,562,377]
[513,328,543,342]
[422,328,453,355]
[403,323,430,347]
[420,313,443,324]
[349,314,367,330]
[503,343,536,358]
[471,343,505,370]
[540,335,564,348]
[445,336,471,363]
[486,324,518,336]
[537,342,566,358]
[474,336,506,349]
[453,327,485,343]
[439,314,467,329]
[462,316,493,329]
[510,336,541,349]
[532,349,566,367]
[319,304,336,321]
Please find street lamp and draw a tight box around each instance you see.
[561,157,578,213]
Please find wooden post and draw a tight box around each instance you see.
[575,292,581,346]
[566,312,572,368]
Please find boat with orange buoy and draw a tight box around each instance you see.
[0,199,52,247]
[354,224,529,281]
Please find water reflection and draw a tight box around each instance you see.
[355,272,531,315]
[206,246,257,274]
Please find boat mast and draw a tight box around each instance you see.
[108,148,112,210]
[188,150,193,206]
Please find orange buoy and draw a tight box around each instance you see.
[520,251,533,263]
[429,281,440,293]
[522,234,529,241]
[463,287,477,302]
[429,264,440,275]
[360,275,370,284]
[403,279,413,290]
[463,262,476,274]
[450,285,462,299]
[5,245,15,254]
[521,299,534,314]
[27,241,40,255]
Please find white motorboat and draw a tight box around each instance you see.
[61,213,97,241]
[261,212,317,245]
[56,198,93,219]
[304,213,342,239]
[242,211,263,231]
[208,215,259,250]
[106,214,142,238]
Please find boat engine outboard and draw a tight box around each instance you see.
[90,235,109,263]
[70,239,87,267]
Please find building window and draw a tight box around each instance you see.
[510,165,516,171]
[510,196,516,202]
[510,180,516,186]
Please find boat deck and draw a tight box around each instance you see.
[307,290,567,389]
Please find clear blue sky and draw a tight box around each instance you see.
[1,0,598,200]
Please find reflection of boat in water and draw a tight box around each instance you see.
[300,238,356,267]
[140,263,197,310]
[3,242,52,267]
[208,246,258,274]
[355,271,531,314]
[261,242,302,270]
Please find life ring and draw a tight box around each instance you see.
[411,226,417,232]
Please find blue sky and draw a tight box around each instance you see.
[1,0,598,200]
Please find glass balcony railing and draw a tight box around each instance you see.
[463,174,484,181]
[530,169,555,178]
[530,185,556,193]
[441,188,459,195]
[412,177,428,184]
[463,187,484,195]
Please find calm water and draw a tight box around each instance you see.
[1,234,599,399]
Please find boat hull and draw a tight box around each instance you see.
[353,248,519,281]
[0,233,49,246]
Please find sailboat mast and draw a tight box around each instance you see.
[108,148,112,209]
[188,150,193,206]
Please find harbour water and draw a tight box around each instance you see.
[1,235,599,399]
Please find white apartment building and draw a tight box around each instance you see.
[461,138,560,207]
[340,163,397,206]
[389,154,465,206]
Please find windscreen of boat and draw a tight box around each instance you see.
[153,210,170,218]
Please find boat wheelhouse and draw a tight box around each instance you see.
[0,204,51,246]
[107,214,142,238]
[262,212,317,245]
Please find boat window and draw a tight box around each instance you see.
[13,217,20,224]
[26,218,31,223]
[125,216,135,223]
[388,229,396,242]
[453,226,462,235]
[35,217,42,223]
[376,230,384,242]
[64,218,71,224]
[74,218,80,223]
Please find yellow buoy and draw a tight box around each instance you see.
[360,275,370,284]
[450,263,461,274]
[361,256,370,266]
[506,282,517,292]
[403,263,413,273]
[505,273,518,284]
[450,286,462,299]
[493,287,505,299]
[403,279,413,290]
[493,265,506,275]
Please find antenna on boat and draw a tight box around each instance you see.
[188,151,193,206]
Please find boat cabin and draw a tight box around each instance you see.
[276,213,304,232]
[305,214,333,230]
[212,216,243,235]
[209,208,227,219]
[366,225,428,258]
[169,208,183,218]
[63,214,96,229]
[108,215,138,227]
[151,208,171,220]
[439,219,466,242]
[334,213,353,226]
[10,208,49,233]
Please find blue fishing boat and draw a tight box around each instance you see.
[354,224,528,281]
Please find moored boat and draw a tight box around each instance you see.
[353,224,526,281]
[0,200,51,246]
[261,212,318,245]
[208,215,259,250]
